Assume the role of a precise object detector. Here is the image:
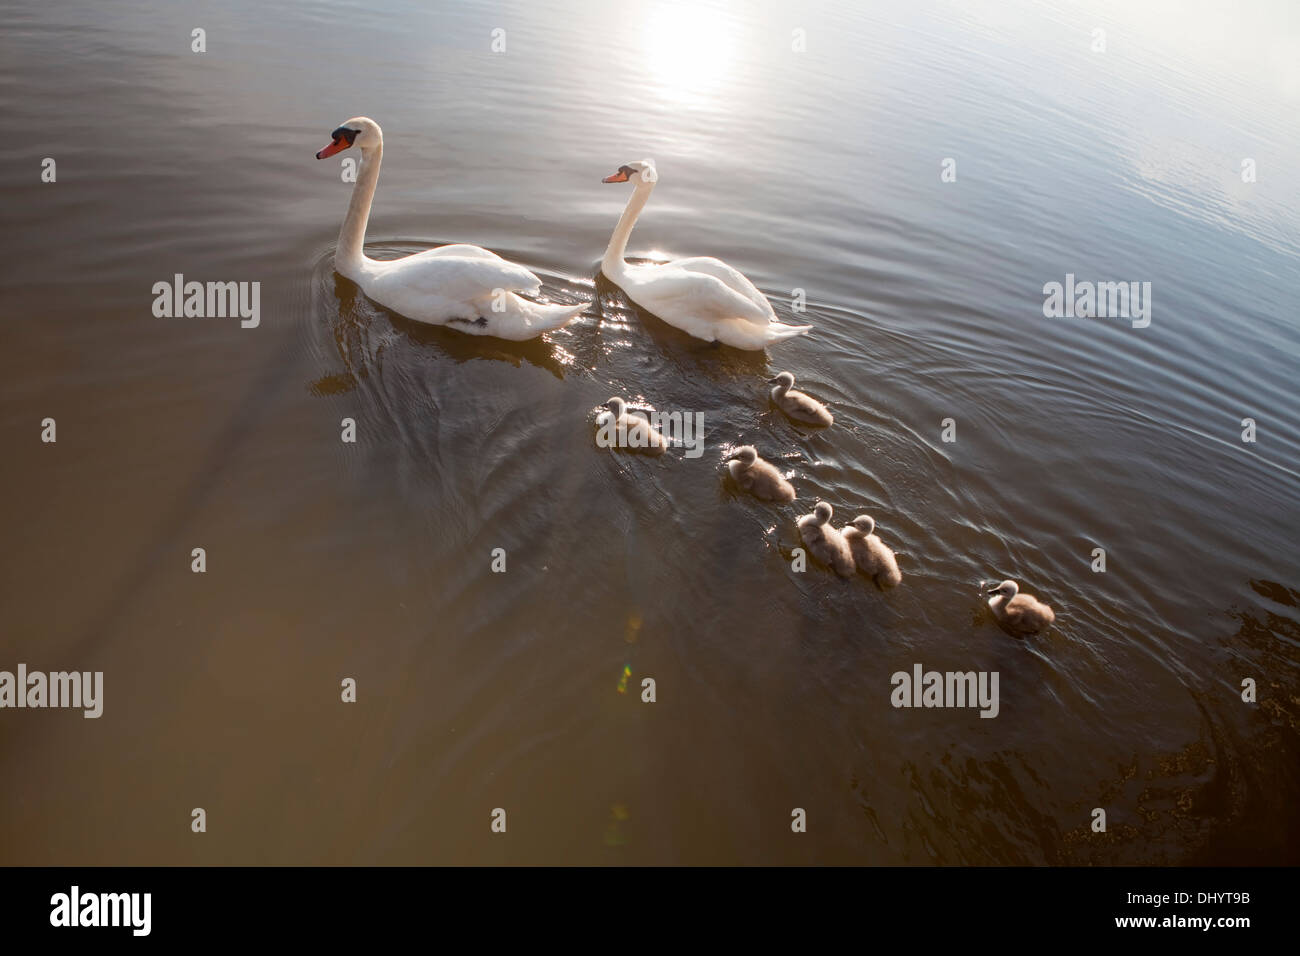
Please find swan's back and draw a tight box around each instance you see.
[670,257,774,318]
[621,263,812,349]
[362,249,581,338]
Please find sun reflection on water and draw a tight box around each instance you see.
[640,2,736,106]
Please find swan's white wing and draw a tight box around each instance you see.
[624,264,772,327]
[668,256,775,324]
[418,243,509,264]
[366,251,543,305]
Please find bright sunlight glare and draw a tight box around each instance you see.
[640,2,736,105]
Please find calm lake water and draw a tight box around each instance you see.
[1,0,1298,864]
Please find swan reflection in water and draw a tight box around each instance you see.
[311,269,581,398]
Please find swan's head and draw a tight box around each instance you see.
[602,159,657,184]
[985,579,1019,599]
[768,371,796,389]
[606,396,627,416]
[852,515,876,536]
[730,445,758,468]
[316,117,382,159]
[813,501,833,525]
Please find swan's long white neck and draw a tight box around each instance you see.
[336,144,382,278]
[601,178,655,281]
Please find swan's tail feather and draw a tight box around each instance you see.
[484,295,585,341]
[764,322,813,343]
[527,300,586,334]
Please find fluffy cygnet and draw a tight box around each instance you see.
[597,396,667,455]
[842,515,902,589]
[768,371,833,427]
[796,501,855,577]
[984,579,1055,635]
[726,445,796,503]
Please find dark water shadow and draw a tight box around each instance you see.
[309,270,582,396]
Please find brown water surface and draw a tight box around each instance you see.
[1,0,1298,863]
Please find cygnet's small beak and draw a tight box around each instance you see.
[766,376,780,384]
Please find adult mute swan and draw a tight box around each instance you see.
[316,118,584,340]
[600,160,812,350]
[983,579,1055,635]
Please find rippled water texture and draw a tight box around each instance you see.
[1,0,1297,863]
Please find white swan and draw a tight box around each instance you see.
[316,118,584,340]
[983,579,1055,635]
[842,515,902,589]
[600,160,812,350]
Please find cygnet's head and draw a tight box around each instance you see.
[316,117,382,159]
[730,445,758,467]
[813,501,833,525]
[985,579,1019,599]
[602,159,657,184]
[768,371,796,389]
[606,396,627,415]
[852,515,876,535]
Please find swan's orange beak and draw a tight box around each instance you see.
[602,169,630,183]
[316,138,349,160]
